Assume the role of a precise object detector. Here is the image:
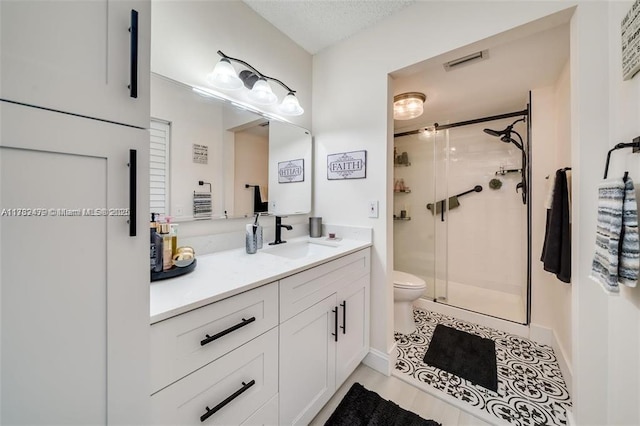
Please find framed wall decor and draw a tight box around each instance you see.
[278,158,304,183]
[327,150,367,180]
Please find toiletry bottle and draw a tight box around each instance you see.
[159,223,173,271]
[169,222,178,256]
[255,216,263,249]
[150,213,157,271]
[151,214,163,273]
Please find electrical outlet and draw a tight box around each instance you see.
[368,200,379,218]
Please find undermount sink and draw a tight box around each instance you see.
[261,239,338,260]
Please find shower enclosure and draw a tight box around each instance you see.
[393,106,531,324]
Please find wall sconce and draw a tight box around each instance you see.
[393,92,426,120]
[207,50,304,116]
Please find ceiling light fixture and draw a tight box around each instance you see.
[393,92,426,120]
[207,50,304,116]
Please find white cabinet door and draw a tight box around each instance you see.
[0,100,149,424]
[0,0,150,128]
[336,274,370,387]
[279,295,337,426]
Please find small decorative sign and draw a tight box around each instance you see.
[278,159,304,183]
[622,0,640,80]
[193,143,208,164]
[327,150,367,180]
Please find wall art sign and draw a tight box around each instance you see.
[278,159,304,183]
[192,143,208,164]
[327,150,367,180]
[622,0,640,80]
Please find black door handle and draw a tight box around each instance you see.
[128,149,137,237]
[200,380,255,422]
[128,9,139,98]
[331,307,338,342]
[340,301,346,334]
[200,317,256,346]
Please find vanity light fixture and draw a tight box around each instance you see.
[393,92,426,120]
[207,50,304,116]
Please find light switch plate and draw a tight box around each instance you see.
[368,200,379,218]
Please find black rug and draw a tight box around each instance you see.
[325,382,441,426]
[423,324,498,392]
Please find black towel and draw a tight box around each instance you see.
[541,169,571,283]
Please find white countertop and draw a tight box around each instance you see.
[150,236,372,324]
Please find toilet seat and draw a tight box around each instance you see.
[393,270,426,289]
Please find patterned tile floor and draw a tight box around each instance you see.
[395,308,572,426]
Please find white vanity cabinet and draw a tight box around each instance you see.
[150,282,279,425]
[0,0,150,128]
[279,249,371,425]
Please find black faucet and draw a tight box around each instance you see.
[270,216,292,245]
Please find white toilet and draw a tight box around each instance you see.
[393,270,427,334]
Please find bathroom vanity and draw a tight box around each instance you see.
[149,236,371,425]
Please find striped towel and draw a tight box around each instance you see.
[590,177,640,293]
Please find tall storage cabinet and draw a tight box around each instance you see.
[0,0,151,128]
[0,1,151,424]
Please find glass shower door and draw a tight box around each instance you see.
[393,129,437,299]
[437,120,527,323]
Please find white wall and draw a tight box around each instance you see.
[530,61,573,381]
[314,1,640,424]
[150,1,312,244]
[604,2,640,424]
[151,0,312,130]
[313,0,574,376]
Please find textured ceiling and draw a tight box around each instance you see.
[242,0,415,54]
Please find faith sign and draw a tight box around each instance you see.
[327,150,367,180]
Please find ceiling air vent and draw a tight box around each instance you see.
[443,50,489,72]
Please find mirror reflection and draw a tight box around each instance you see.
[150,73,312,221]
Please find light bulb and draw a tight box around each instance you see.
[278,92,304,116]
[207,58,243,90]
[247,78,277,105]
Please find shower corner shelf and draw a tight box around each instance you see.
[394,162,411,167]
[394,216,412,221]
[394,189,412,193]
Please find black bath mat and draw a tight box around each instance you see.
[325,382,441,426]
[423,324,498,392]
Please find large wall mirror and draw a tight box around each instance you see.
[150,73,312,221]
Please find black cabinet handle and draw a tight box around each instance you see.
[128,149,137,237]
[340,301,346,334]
[128,9,138,98]
[331,307,338,342]
[200,317,256,346]
[200,380,255,422]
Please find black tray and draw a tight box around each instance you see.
[151,258,197,282]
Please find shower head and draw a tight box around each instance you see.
[483,128,504,137]
[484,117,526,150]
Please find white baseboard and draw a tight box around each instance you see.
[363,342,398,376]
[529,323,573,395]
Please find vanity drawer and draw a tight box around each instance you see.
[150,327,278,425]
[151,282,278,393]
[279,249,370,322]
